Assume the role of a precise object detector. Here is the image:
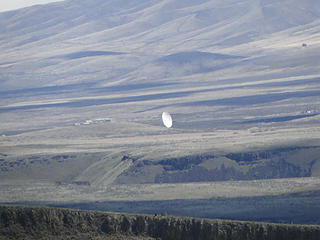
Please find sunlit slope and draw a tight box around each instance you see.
[1,0,320,135]
[1,0,320,90]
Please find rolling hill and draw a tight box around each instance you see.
[1,0,320,225]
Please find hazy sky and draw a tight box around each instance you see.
[0,0,64,12]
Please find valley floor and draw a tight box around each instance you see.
[1,177,320,224]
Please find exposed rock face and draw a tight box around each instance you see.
[1,205,320,240]
[115,147,320,184]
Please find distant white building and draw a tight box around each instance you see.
[74,118,112,126]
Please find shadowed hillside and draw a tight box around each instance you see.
[1,205,320,240]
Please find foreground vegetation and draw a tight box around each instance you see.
[1,205,319,240]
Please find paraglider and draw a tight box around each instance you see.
[162,112,173,128]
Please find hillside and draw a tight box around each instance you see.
[1,0,320,134]
[1,205,320,240]
[1,0,320,136]
[1,0,320,225]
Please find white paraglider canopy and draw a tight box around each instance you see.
[162,112,173,128]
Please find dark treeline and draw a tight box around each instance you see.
[0,205,319,240]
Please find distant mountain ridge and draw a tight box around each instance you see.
[1,0,320,90]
